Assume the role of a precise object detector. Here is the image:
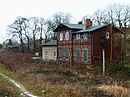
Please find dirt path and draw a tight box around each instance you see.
[0,72,38,97]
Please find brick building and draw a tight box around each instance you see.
[54,19,124,65]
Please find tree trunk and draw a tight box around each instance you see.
[20,38,24,53]
[27,37,30,53]
[33,33,36,54]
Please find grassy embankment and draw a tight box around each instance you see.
[0,52,130,97]
[0,65,21,96]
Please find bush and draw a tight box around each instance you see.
[107,62,130,76]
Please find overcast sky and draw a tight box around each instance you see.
[0,0,130,44]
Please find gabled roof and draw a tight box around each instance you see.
[75,24,125,34]
[42,40,57,47]
[54,23,85,32]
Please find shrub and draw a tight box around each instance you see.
[107,62,130,76]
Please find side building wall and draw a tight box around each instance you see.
[42,46,57,61]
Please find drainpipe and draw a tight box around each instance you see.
[72,33,73,66]
[56,32,58,64]
[110,24,113,63]
[91,33,93,65]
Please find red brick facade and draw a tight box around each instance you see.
[54,23,123,66]
[91,25,123,65]
[72,33,92,65]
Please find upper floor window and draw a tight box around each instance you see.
[65,32,69,41]
[60,32,63,41]
[76,34,80,40]
[83,33,88,40]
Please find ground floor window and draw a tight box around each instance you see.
[76,48,80,60]
[83,48,88,61]
[44,51,48,58]
[59,48,63,59]
[53,51,56,59]
[65,48,69,60]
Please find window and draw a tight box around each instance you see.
[44,51,48,58]
[65,48,69,60]
[83,49,88,61]
[106,32,110,39]
[65,32,69,41]
[60,32,63,41]
[76,34,80,40]
[76,48,80,60]
[53,51,56,58]
[83,33,88,40]
[59,48,63,59]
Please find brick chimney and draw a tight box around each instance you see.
[86,19,92,28]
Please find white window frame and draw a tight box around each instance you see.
[76,34,80,40]
[83,33,88,40]
[44,51,48,58]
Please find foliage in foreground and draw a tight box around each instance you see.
[0,76,19,97]
[97,85,128,97]
[107,62,130,77]
[0,52,130,97]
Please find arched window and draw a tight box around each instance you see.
[76,48,80,60]
[60,32,63,41]
[59,48,63,59]
[83,48,88,61]
[65,48,69,60]
[65,32,69,41]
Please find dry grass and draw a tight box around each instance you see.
[0,72,20,96]
[97,84,128,97]
[0,52,130,97]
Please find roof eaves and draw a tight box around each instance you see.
[54,23,85,32]
[42,40,57,46]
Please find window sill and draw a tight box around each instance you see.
[83,39,88,41]
[74,39,80,42]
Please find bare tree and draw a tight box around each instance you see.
[8,16,25,52]
[105,4,130,28]
[92,9,108,25]
[38,18,45,45]
[21,17,31,53]
[122,5,130,28]
[105,4,116,25]
[28,17,39,53]
[46,12,72,37]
